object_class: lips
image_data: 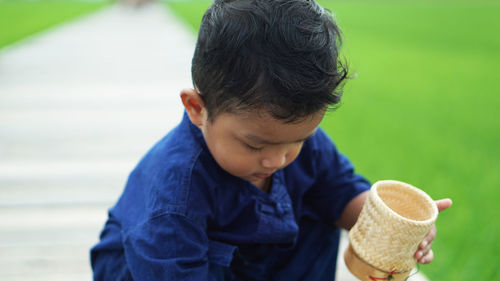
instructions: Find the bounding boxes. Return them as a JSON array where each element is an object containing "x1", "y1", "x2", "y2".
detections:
[{"x1": 254, "y1": 173, "x2": 272, "y2": 179}]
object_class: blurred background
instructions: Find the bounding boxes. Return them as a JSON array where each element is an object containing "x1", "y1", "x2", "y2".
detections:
[
  {"x1": 0, "y1": 0, "x2": 192, "y2": 279},
  {"x1": 1, "y1": 0, "x2": 499, "y2": 280}
]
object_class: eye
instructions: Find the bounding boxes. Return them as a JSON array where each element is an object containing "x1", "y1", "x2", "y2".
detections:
[{"x1": 244, "y1": 143, "x2": 263, "y2": 152}]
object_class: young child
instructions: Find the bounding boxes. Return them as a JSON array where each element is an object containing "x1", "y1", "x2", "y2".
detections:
[{"x1": 91, "y1": 0, "x2": 450, "y2": 280}]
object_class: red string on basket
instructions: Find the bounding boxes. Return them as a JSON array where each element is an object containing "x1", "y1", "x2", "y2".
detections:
[{"x1": 369, "y1": 270, "x2": 396, "y2": 281}]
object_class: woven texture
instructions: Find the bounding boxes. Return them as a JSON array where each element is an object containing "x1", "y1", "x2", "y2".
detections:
[{"x1": 348, "y1": 180, "x2": 438, "y2": 273}]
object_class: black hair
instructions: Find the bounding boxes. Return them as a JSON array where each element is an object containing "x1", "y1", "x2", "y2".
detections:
[{"x1": 191, "y1": 0, "x2": 348, "y2": 122}]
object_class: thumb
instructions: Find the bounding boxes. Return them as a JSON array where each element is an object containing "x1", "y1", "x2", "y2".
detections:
[{"x1": 436, "y1": 198, "x2": 453, "y2": 212}]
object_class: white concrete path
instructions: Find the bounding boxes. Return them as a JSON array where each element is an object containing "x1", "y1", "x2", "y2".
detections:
[
  {"x1": 0, "y1": 3, "x2": 428, "y2": 281},
  {"x1": 0, "y1": 3, "x2": 189, "y2": 280}
]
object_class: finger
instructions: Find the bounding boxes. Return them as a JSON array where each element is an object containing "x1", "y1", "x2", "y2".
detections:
[
  {"x1": 420, "y1": 226, "x2": 437, "y2": 248},
  {"x1": 436, "y1": 198, "x2": 453, "y2": 212},
  {"x1": 414, "y1": 226, "x2": 436, "y2": 258},
  {"x1": 418, "y1": 249, "x2": 434, "y2": 264},
  {"x1": 421, "y1": 241, "x2": 433, "y2": 256},
  {"x1": 415, "y1": 241, "x2": 432, "y2": 259}
]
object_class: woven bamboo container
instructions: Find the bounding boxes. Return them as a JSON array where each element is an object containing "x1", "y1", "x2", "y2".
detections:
[{"x1": 344, "y1": 180, "x2": 438, "y2": 281}]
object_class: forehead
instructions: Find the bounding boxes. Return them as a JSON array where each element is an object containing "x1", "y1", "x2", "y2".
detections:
[{"x1": 214, "y1": 110, "x2": 325, "y2": 144}]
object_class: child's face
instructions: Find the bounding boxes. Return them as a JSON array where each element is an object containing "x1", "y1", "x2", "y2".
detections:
[{"x1": 200, "y1": 110, "x2": 324, "y2": 190}]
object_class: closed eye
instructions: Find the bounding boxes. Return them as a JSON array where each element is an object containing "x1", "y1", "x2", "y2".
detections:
[{"x1": 244, "y1": 143, "x2": 263, "y2": 152}]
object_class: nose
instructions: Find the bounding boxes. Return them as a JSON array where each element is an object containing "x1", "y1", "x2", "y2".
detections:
[{"x1": 261, "y1": 149, "x2": 287, "y2": 169}]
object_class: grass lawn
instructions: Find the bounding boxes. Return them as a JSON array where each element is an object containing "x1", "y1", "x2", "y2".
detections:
[
  {"x1": 0, "y1": 0, "x2": 110, "y2": 50},
  {"x1": 166, "y1": 0, "x2": 500, "y2": 280}
]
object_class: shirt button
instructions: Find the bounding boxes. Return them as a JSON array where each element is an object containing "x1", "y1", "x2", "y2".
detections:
[{"x1": 275, "y1": 203, "x2": 286, "y2": 217}]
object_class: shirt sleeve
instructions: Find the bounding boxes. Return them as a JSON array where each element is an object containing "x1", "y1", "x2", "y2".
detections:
[
  {"x1": 122, "y1": 212, "x2": 218, "y2": 281},
  {"x1": 304, "y1": 128, "x2": 371, "y2": 225}
]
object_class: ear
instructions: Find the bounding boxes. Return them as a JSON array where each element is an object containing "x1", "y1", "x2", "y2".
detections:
[{"x1": 180, "y1": 88, "x2": 206, "y2": 127}]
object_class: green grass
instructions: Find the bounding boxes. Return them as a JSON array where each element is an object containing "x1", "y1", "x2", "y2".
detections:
[
  {"x1": 0, "y1": 0, "x2": 110, "y2": 50},
  {"x1": 166, "y1": 1, "x2": 500, "y2": 280}
]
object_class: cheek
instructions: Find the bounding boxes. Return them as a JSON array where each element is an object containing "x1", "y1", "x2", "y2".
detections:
[
  {"x1": 217, "y1": 152, "x2": 259, "y2": 177},
  {"x1": 228, "y1": 155, "x2": 256, "y2": 172},
  {"x1": 286, "y1": 145, "x2": 303, "y2": 165},
  {"x1": 210, "y1": 139, "x2": 258, "y2": 175}
]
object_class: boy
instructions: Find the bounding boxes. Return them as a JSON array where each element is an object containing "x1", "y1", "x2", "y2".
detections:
[{"x1": 91, "y1": 0, "x2": 450, "y2": 280}]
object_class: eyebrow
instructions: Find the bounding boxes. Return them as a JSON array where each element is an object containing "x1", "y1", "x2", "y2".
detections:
[{"x1": 243, "y1": 131, "x2": 316, "y2": 145}]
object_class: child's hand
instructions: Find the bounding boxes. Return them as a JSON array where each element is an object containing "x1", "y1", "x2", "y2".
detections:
[{"x1": 414, "y1": 198, "x2": 453, "y2": 264}]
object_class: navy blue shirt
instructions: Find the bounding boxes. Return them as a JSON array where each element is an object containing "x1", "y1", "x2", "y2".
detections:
[{"x1": 91, "y1": 113, "x2": 370, "y2": 281}]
